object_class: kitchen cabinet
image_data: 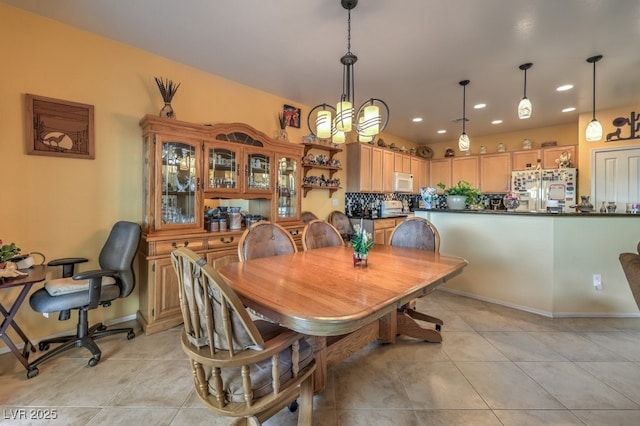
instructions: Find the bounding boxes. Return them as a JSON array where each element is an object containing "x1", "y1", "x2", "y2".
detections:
[
  {"x1": 542, "y1": 145, "x2": 577, "y2": 169},
  {"x1": 479, "y1": 153, "x2": 511, "y2": 192},
  {"x1": 301, "y1": 143, "x2": 342, "y2": 197},
  {"x1": 429, "y1": 158, "x2": 451, "y2": 188},
  {"x1": 394, "y1": 152, "x2": 411, "y2": 173},
  {"x1": 382, "y1": 150, "x2": 394, "y2": 192},
  {"x1": 452, "y1": 156, "x2": 479, "y2": 188},
  {"x1": 138, "y1": 116, "x2": 304, "y2": 334},
  {"x1": 346, "y1": 143, "x2": 373, "y2": 192},
  {"x1": 371, "y1": 146, "x2": 384, "y2": 192},
  {"x1": 352, "y1": 217, "x2": 406, "y2": 246},
  {"x1": 411, "y1": 156, "x2": 427, "y2": 192},
  {"x1": 512, "y1": 149, "x2": 541, "y2": 171}
]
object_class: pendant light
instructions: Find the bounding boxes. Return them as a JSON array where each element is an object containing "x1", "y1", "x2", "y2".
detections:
[
  {"x1": 518, "y1": 63, "x2": 533, "y2": 119},
  {"x1": 586, "y1": 55, "x2": 603, "y2": 142},
  {"x1": 458, "y1": 80, "x2": 470, "y2": 152},
  {"x1": 307, "y1": 0, "x2": 389, "y2": 144}
]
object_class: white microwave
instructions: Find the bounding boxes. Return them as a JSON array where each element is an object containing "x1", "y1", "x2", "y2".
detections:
[{"x1": 393, "y1": 172, "x2": 414, "y2": 192}]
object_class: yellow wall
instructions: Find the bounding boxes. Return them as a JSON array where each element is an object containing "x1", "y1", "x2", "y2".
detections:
[
  {"x1": 2, "y1": 4, "x2": 638, "y2": 348},
  {"x1": 0, "y1": 4, "x2": 414, "y2": 346}
]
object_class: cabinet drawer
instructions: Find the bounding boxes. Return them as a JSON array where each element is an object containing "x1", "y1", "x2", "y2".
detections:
[
  {"x1": 154, "y1": 237, "x2": 206, "y2": 255},
  {"x1": 207, "y1": 234, "x2": 240, "y2": 250},
  {"x1": 375, "y1": 219, "x2": 397, "y2": 229}
]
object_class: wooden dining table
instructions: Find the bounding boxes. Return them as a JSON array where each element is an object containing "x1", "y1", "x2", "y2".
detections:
[{"x1": 218, "y1": 244, "x2": 467, "y2": 392}]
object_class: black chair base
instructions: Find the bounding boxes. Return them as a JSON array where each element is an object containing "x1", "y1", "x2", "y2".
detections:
[{"x1": 26, "y1": 309, "x2": 135, "y2": 379}]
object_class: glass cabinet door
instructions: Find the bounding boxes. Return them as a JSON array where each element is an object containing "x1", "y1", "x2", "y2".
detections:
[
  {"x1": 245, "y1": 150, "x2": 272, "y2": 193},
  {"x1": 204, "y1": 145, "x2": 240, "y2": 193},
  {"x1": 276, "y1": 155, "x2": 300, "y2": 221},
  {"x1": 158, "y1": 138, "x2": 201, "y2": 230}
]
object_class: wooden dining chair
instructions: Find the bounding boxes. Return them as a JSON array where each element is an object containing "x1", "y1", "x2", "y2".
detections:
[
  {"x1": 388, "y1": 217, "x2": 443, "y2": 342},
  {"x1": 237, "y1": 221, "x2": 297, "y2": 262},
  {"x1": 301, "y1": 219, "x2": 344, "y2": 251},
  {"x1": 171, "y1": 247, "x2": 315, "y2": 425},
  {"x1": 620, "y1": 241, "x2": 640, "y2": 310},
  {"x1": 301, "y1": 211, "x2": 319, "y2": 224},
  {"x1": 328, "y1": 210, "x2": 355, "y2": 242}
]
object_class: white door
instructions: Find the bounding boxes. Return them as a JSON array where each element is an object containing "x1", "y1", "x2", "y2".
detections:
[{"x1": 592, "y1": 146, "x2": 640, "y2": 211}]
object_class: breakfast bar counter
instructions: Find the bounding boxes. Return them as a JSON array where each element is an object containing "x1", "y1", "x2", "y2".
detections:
[{"x1": 414, "y1": 209, "x2": 639, "y2": 317}]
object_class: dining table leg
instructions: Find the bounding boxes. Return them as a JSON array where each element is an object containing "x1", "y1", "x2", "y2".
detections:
[
  {"x1": 396, "y1": 311, "x2": 442, "y2": 343},
  {"x1": 306, "y1": 336, "x2": 327, "y2": 393}
]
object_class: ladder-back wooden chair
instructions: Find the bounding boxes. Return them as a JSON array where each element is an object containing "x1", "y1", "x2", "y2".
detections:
[
  {"x1": 388, "y1": 216, "x2": 443, "y2": 342},
  {"x1": 301, "y1": 220, "x2": 344, "y2": 251},
  {"x1": 237, "y1": 222, "x2": 297, "y2": 262},
  {"x1": 171, "y1": 247, "x2": 315, "y2": 425},
  {"x1": 328, "y1": 210, "x2": 355, "y2": 242}
]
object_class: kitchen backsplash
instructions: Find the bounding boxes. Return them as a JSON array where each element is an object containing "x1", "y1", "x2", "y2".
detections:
[{"x1": 345, "y1": 192, "x2": 508, "y2": 215}]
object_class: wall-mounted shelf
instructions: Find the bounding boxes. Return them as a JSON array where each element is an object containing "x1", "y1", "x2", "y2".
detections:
[
  {"x1": 302, "y1": 185, "x2": 342, "y2": 197},
  {"x1": 301, "y1": 143, "x2": 343, "y2": 197}
]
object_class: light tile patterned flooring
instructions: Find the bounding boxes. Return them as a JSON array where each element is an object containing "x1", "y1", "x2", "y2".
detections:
[{"x1": 2, "y1": 290, "x2": 640, "y2": 425}]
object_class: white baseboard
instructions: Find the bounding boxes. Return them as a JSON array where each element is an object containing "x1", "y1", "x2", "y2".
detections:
[
  {"x1": 0, "y1": 314, "x2": 138, "y2": 356},
  {"x1": 437, "y1": 287, "x2": 640, "y2": 319}
]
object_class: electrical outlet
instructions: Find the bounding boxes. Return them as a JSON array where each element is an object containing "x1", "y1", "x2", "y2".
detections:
[
  {"x1": 332, "y1": 198, "x2": 339, "y2": 206},
  {"x1": 593, "y1": 273, "x2": 603, "y2": 291}
]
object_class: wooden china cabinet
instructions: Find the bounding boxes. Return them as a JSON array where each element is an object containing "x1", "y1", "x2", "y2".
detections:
[{"x1": 137, "y1": 116, "x2": 303, "y2": 334}]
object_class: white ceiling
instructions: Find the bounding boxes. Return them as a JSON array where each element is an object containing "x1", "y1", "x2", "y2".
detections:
[{"x1": 4, "y1": 0, "x2": 640, "y2": 145}]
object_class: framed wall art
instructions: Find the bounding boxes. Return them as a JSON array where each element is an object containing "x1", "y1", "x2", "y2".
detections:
[
  {"x1": 25, "y1": 94, "x2": 95, "y2": 159},
  {"x1": 283, "y1": 104, "x2": 301, "y2": 128}
]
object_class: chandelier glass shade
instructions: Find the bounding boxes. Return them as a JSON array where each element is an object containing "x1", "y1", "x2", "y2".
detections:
[
  {"x1": 458, "y1": 80, "x2": 470, "y2": 152},
  {"x1": 586, "y1": 55, "x2": 603, "y2": 142},
  {"x1": 307, "y1": 0, "x2": 389, "y2": 144},
  {"x1": 518, "y1": 63, "x2": 533, "y2": 119}
]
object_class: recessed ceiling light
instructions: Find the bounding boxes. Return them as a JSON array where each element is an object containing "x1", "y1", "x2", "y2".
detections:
[
  {"x1": 474, "y1": 103, "x2": 486, "y2": 109},
  {"x1": 437, "y1": 129, "x2": 447, "y2": 134},
  {"x1": 492, "y1": 119, "x2": 503, "y2": 124},
  {"x1": 412, "y1": 117, "x2": 423, "y2": 122},
  {"x1": 562, "y1": 107, "x2": 576, "y2": 112},
  {"x1": 557, "y1": 84, "x2": 574, "y2": 91}
]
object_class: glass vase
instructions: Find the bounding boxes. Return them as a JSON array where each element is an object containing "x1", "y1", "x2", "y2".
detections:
[
  {"x1": 353, "y1": 252, "x2": 368, "y2": 268},
  {"x1": 160, "y1": 102, "x2": 176, "y2": 119}
]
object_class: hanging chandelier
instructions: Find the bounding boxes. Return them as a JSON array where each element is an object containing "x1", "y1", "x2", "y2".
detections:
[
  {"x1": 518, "y1": 62, "x2": 533, "y2": 119},
  {"x1": 585, "y1": 54, "x2": 603, "y2": 142},
  {"x1": 307, "y1": 0, "x2": 389, "y2": 144},
  {"x1": 458, "y1": 80, "x2": 470, "y2": 152}
]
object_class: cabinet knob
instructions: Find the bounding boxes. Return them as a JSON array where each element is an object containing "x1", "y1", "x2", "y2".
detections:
[
  {"x1": 171, "y1": 242, "x2": 177, "y2": 248},
  {"x1": 220, "y1": 236, "x2": 234, "y2": 244},
  {"x1": 184, "y1": 241, "x2": 189, "y2": 247}
]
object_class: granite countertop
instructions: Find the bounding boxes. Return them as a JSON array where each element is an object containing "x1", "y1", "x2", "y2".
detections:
[
  {"x1": 348, "y1": 214, "x2": 410, "y2": 220},
  {"x1": 413, "y1": 208, "x2": 639, "y2": 217}
]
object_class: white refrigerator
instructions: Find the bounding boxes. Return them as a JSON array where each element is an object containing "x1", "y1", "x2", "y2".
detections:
[{"x1": 511, "y1": 168, "x2": 577, "y2": 213}]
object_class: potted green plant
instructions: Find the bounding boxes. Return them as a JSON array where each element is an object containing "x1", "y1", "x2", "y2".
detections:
[
  {"x1": 0, "y1": 240, "x2": 21, "y2": 268},
  {"x1": 437, "y1": 181, "x2": 482, "y2": 210},
  {"x1": 351, "y1": 223, "x2": 373, "y2": 267}
]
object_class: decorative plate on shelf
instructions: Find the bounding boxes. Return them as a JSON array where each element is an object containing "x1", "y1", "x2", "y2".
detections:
[{"x1": 416, "y1": 145, "x2": 433, "y2": 159}]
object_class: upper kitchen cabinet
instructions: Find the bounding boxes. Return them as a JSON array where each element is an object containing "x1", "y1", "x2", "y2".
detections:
[
  {"x1": 140, "y1": 116, "x2": 303, "y2": 234},
  {"x1": 411, "y1": 156, "x2": 428, "y2": 192},
  {"x1": 452, "y1": 156, "x2": 479, "y2": 188},
  {"x1": 479, "y1": 153, "x2": 511, "y2": 192},
  {"x1": 512, "y1": 149, "x2": 542, "y2": 171},
  {"x1": 542, "y1": 145, "x2": 577, "y2": 169},
  {"x1": 394, "y1": 152, "x2": 411, "y2": 173},
  {"x1": 429, "y1": 158, "x2": 452, "y2": 188},
  {"x1": 346, "y1": 143, "x2": 373, "y2": 192}
]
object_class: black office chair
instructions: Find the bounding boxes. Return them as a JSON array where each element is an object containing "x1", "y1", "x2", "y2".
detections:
[{"x1": 27, "y1": 221, "x2": 141, "y2": 378}]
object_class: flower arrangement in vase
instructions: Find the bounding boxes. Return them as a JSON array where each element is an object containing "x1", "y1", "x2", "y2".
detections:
[
  {"x1": 351, "y1": 221, "x2": 373, "y2": 267},
  {"x1": 155, "y1": 76, "x2": 181, "y2": 119}
]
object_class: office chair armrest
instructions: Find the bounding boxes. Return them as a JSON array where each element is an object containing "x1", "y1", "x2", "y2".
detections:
[
  {"x1": 48, "y1": 257, "x2": 89, "y2": 278},
  {"x1": 73, "y1": 269, "x2": 118, "y2": 309}
]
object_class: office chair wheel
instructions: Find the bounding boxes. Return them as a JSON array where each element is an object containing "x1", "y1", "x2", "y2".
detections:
[
  {"x1": 87, "y1": 356, "x2": 100, "y2": 367},
  {"x1": 287, "y1": 400, "x2": 298, "y2": 412},
  {"x1": 38, "y1": 342, "x2": 50, "y2": 351},
  {"x1": 27, "y1": 367, "x2": 39, "y2": 379},
  {"x1": 127, "y1": 331, "x2": 136, "y2": 340},
  {"x1": 436, "y1": 324, "x2": 441, "y2": 332}
]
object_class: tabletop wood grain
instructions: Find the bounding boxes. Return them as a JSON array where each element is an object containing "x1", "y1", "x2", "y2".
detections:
[{"x1": 218, "y1": 245, "x2": 468, "y2": 336}]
